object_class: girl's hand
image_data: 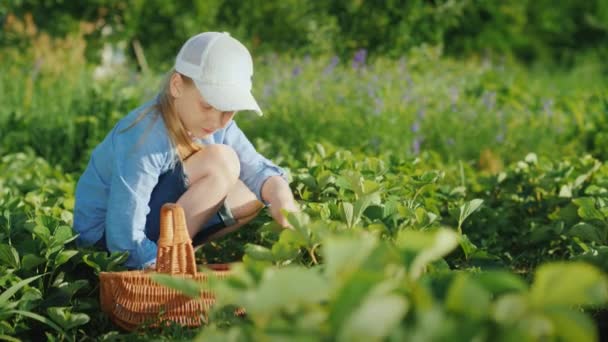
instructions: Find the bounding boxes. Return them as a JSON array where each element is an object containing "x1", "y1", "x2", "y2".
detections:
[
  {"x1": 269, "y1": 201, "x2": 299, "y2": 229},
  {"x1": 261, "y1": 175, "x2": 299, "y2": 229}
]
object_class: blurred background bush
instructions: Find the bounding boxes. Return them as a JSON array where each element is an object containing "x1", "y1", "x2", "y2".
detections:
[{"x1": 3, "y1": 0, "x2": 607, "y2": 70}]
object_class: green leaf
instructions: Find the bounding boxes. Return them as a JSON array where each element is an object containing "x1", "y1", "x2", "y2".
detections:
[
  {"x1": 285, "y1": 211, "x2": 312, "y2": 245},
  {"x1": 270, "y1": 241, "x2": 300, "y2": 262},
  {"x1": 335, "y1": 175, "x2": 354, "y2": 192},
  {"x1": 396, "y1": 229, "x2": 459, "y2": 280},
  {"x1": 493, "y1": 293, "x2": 528, "y2": 324},
  {"x1": 278, "y1": 227, "x2": 308, "y2": 247},
  {"x1": 459, "y1": 234, "x2": 478, "y2": 260},
  {"x1": 544, "y1": 308, "x2": 597, "y2": 342},
  {"x1": 571, "y1": 246, "x2": 608, "y2": 271},
  {"x1": 323, "y1": 235, "x2": 378, "y2": 280},
  {"x1": 54, "y1": 250, "x2": 79, "y2": 268},
  {"x1": 530, "y1": 262, "x2": 608, "y2": 308},
  {"x1": 573, "y1": 197, "x2": 605, "y2": 221},
  {"x1": 0, "y1": 244, "x2": 20, "y2": 269},
  {"x1": 445, "y1": 273, "x2": 491, "y2": 320},
  {"x1": 585, "y1": 185, "x2": 608, "y2": 196},
  {"x1": 353, "y1": 192, "x2": 381, "y2": 225},
  {"x1": 0, "y1": 334, "x2": 21, "y2": 342},
  {"x1": 457, "y1": 199, "x2": 484, "y2": 233},
  {"x1": 316, "y1": 170, "x2": 335, "y2": 189},
  {"x1": 21, "y1": 254, "x2": 46, "y2": 271},
  {"x1": 9, "y1": 309, "x2": 64, "y2": 335},
  {"x1": 248, "y1": 267, "x2": 328, "y2": 316},
  {"x1": 361, "y1": 180, "x2": 381, "y2": 195},
  {"x1": 567, "y1": 223, "x2": 606, "y2": 244},
  {"x1": 329, "y1": 272, "x2": 383, "y2": 332},
  {"x1": 32, "y1": 225, "x2": 51, "y2": 245},
  {"x1": 47, "y1": 307, "x2": 90, "y2": 330},
  {"x1": 337, "y1": 294, "x2": 408, "y2": 342},
  {"x1": 244, "y1": 244, "x2": 274, "y2": 262},
  {"x1": 341, "y1": 202, "x2": 354, "y2": 227},
  {"x1": 559, "y1": 184, "x2": 573, "y2": 198},
  {"x1": 82, "y1": 251, "x2": 128, "y2": 273},
  {"x1": 150, "y1": 274, "x2": 202, "y2": 299},
  {"x1": 0, "y1": 274, "x2": 44, "y2": 307},
  {"x1": 50, "y1": 225, "x2": 77, "y2": 246},
  {"x1": 474, "y1": 271, "x2": 528, "y2": 295},
  {"x1": 315, "y1": 143, "x2": 326, "y2": 158}
]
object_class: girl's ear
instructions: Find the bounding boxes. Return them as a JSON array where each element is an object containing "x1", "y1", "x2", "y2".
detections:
[{"x1": 169, "y1": 73, "x2": 183, "y2": 98}]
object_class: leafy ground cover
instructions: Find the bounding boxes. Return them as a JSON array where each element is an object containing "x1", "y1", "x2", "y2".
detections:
[{"x1": 0, "y1": 39, "x2": 607, "y2": 340}]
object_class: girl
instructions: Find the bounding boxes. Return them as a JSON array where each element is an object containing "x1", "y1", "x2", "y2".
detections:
[{"x1": 73, "y1": 32, "x2": 298, "y2": 269}]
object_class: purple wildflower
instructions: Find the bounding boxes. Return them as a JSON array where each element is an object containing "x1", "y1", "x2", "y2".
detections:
[
  {"x1": 352, "y1": 49, "x2": 367, "y2": 69},
  {"x1": 263, "y1": 84, "x2": 273, "y2": 99},
  {"x1": 367, "y1": 85, "x2": 376, "y2": 98},
  {"x1": 373, "y1": 97, "x2": 383, "y2": 116},
  {"x1": 412, "y1": 137, "x2": 421, "y2": 155},
  {"x1": 496, "y1": 132, "x2": 505, "y2": 143},
  {"x1": 405, "y1": 74, "x2": 414, "y2": 87},
  {"x1": 323, "y1": 56, "x2": 340, "y2": 75},
  {"x1": 411, "y1": 121, "x2": 421, "y2": 133},
  {"x1": 417, "y1": 108, "x2": 426, "y2": 119},
  {"x1": 292, "y1": 66, "x2": 302, "y2": 77}
]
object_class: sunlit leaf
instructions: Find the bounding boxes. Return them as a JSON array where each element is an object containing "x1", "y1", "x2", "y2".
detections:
[
  {"x1": 150, "y1": 274, "x2": 202, "y2": 299},
  {"x1": 47, "y1": 307, "x2": 90, "y2": 330},
  {"x1": 530, "y1": 262, "x2": 608, "y2": 308}
]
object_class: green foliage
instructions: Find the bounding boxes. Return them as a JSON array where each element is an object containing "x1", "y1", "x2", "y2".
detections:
[
  {"x1": 3, "y1": 1, "x2": 608, "y2": 65},
  {"x1": 1, "y1": 30, "x2": 607, "y2": 339}
]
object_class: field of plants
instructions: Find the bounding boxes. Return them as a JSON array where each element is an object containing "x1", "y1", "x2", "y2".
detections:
[{"x1": 2, "y1": 7, "x2": 608, "y2": 341}]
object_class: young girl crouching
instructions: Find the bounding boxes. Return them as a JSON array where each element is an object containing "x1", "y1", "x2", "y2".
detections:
[{"x1": 73, "y1": 32, "x2": 298, "y2": 269}]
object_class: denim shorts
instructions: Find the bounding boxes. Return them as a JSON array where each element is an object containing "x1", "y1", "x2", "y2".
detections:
[{"x1": 96, "y1": 162, "x2": 236, "y2": 250}]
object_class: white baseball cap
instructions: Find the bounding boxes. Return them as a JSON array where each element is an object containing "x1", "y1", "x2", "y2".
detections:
[{"x1": 175, "y1": 32, "x2": 263, "y2": 116}]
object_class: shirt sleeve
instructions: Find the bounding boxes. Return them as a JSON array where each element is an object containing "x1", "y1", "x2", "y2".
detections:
[
  {"x1": 105, "y1": 125, "x2": 171, "y2": 269},
  {"x1": 222, "y1": 120, "x2": 288, "y2": 204}
]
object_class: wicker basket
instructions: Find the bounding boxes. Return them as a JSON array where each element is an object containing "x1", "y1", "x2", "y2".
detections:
[{"x1": 99, "y1": 203, "x2": 239, "y2": 331}]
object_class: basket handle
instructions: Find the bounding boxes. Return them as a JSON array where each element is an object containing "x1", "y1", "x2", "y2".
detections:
[{"x1": 155, "y1": 203, "x2": 197, "y2": 275}]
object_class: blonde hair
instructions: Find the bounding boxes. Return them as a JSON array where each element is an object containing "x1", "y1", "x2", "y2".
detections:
[{"x1": 124, "y1": 68, "x2": 203, "y2": 162}]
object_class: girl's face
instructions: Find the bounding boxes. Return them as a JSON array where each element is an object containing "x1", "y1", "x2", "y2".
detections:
[{"x1": 170, "y1": 73, "x2": 236, "y2": 139}]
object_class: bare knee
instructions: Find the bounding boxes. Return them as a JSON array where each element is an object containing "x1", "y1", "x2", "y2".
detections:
[{"x1": 184, "y1": 144, "x2": 240, "y2": 187}]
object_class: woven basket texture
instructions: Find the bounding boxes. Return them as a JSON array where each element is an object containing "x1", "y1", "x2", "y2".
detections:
[{"x1": 99, "y1": 203, "x2": 239, "y2": 331}]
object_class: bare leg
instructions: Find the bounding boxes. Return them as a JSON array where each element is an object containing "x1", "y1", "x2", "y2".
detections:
[
  {"x1": 197, "y1": 180, "x2": 264, "y2": 243},
  {"x1": 176, "y1": 144, "x2": 263, "y2": 240},
  {"x1": 177, "y1": 144, "x2": 240, "y2": 237}
]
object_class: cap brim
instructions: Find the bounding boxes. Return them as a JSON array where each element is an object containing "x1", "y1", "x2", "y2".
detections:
[{"x1": 194, "y1": 80, "x2": 263, "y2": 116}]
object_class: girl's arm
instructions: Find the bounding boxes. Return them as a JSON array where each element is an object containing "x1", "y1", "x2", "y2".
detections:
[
  {"x1": 261, "y1": 175, "x2": 299, "y2": 228},
  {"x1": 221, "y1": 120, "x2": 298, "y2": 226}
]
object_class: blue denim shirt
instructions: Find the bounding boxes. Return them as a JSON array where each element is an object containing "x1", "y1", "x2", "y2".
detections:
[{"x1": 73, "y1": 99, "x2": 287, "y2": 268}]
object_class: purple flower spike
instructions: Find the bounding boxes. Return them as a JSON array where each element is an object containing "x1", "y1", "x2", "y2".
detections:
[
  {"x1": 496, "y1": 132, "x2": 505, "y2": 143},
  {"x1": 374, "y1": 98, "x2": 383, "y2": 116},
  {"x1": 412, "y1": 137, "x2": 421, "y2": 155},
  {"x1": 352, "y1": 49, "x2": 367, "y2": 69},
  {"x1": 411, "y1": 121, "x2": 421, "y2": 133},
  {"x1": 417, "y1": 108, "x2": 426, "y2": 119},
  {"x1": 292, "y1": 66, "x2": 302, "y2": 77},
  {"x1": 323, "y1": 56, "x2": 340, "y2": 75}
]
